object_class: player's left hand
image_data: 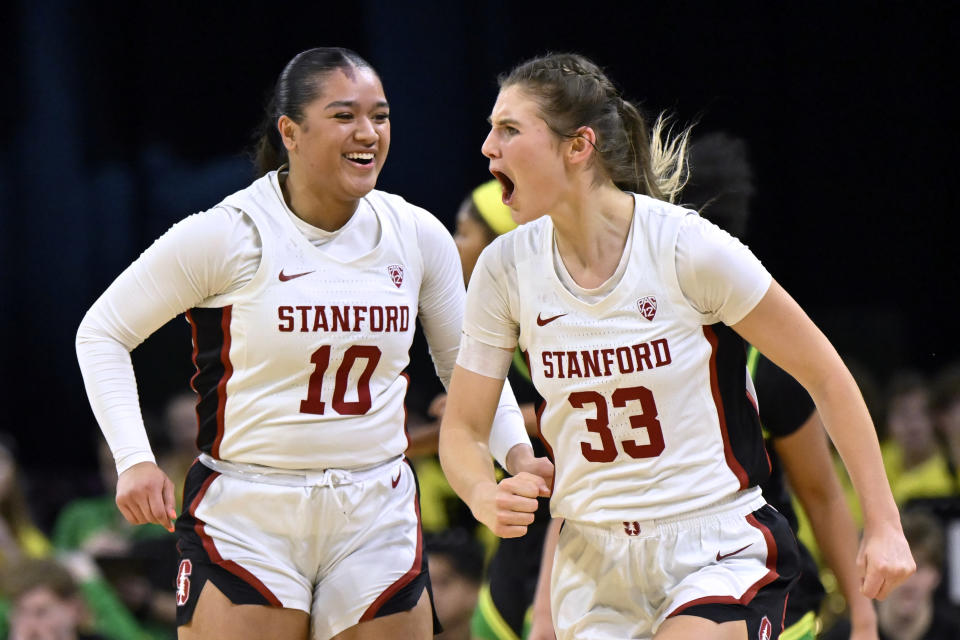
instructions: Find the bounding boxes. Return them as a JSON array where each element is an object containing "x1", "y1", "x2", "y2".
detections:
[
  {"x1": 857, "y1": 521, "x2": 916, "y2": 600},
  {"x1": 505, "y1": 443, "x2": 554, "y2": 490}
]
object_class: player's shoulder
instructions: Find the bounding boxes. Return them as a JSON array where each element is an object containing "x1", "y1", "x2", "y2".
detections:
[
  {"x1": 633, "y1": 192, "x2": 697, "y2": 223},
  {"x1": 365, "y1": 189, "x2": 435, "y2": 223},
  {"x1": 366, "y1": 189, "x2": 453, "y2": 253},
  {"x1": 498, "y1": 215, "x2": 550, "y2": 251},
  {"x1": 476, "y1": 216, "x2": 548, "y2": 277}
]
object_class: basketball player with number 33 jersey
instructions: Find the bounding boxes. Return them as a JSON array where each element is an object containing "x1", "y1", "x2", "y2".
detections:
[{"x1": 439, "y1": 53, "x2": 915, "y2": 640}]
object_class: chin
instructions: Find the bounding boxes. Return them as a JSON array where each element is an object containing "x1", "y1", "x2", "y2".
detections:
[
  {"x1": 512, "y1": 206, "x2": 546, "y2": 225},
  {"x1": 344, "y1": 177, "x2": 378, "y2": 199}
]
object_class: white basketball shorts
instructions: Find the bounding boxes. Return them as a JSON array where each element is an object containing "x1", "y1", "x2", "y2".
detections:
[
  {"x1": 551, "y1": 488, "x2": 800, "y2": 640},
  {"x1": 174, "y1": 454, "x2": 434, "y2": 639}
]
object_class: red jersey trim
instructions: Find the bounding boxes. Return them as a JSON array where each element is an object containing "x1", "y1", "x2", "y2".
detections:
[{"x1": 212, "y1": 305, "x2": 233, "y2": 459}]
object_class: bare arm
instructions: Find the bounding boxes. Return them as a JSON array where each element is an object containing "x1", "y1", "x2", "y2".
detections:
[
  {"x1": 774, "y1": 413, "x2": 878, "y2": 637},
  {"x1": 438, "y1": 365, "x2": 550, "y2": 537},
  {"x1": 732, "y1": 281, "x2": 914, "y2": 599}
]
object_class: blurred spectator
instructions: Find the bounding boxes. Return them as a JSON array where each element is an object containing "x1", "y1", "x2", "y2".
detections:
[
  {"x1": 881, "y1": 372, "x2": 958, "y2": 505},
  {"x1": 0, "y1": 438, "x2": 155, "y2": 640},
  {"x1": 52, "y1": 440, "x2": 170, "y2": 554},
  {"x1": 153, "y1": 391, "x2": 199, "y2": 506},
  {"x1": 823, "y1": 508, "x2": 960, "y2": 639},
  {"x1": 52, "y1": 440, "x2": 176, "y2": 638},
  {"x1": 1, "y1": 438, "x2": 52, "y2": 565},
  {"x1": 425, "y1": 529, "x2": 485, "y2": 640},
  {"x1": 679, "y1": 131, "x2": 755, "y2": 239},
  {"x1": 930, "y1": 363, "x2": 960, "y2": 482},
  {"x1": 0, "y1": 557, "x2": 104, "y2": 640}
]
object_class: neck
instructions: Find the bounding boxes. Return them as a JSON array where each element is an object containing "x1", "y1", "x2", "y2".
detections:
[
  {"x1": 550, "y1": 181, "x2": 635, "y2": 288},
  {"x1": 281, "y1": 168, "x2": 359, "y2": 232}
]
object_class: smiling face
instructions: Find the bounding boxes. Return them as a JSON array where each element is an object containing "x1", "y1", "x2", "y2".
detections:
[
  {"x1": 481, "y1": 85, "x2": 568, "y2": 223},
  {"x1": 282, "y1": 65, "x2": 390, "y2": 204}
]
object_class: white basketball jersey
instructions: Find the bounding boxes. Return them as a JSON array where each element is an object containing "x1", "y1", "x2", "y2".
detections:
[
  {"x1": 513, "y1": 196, "x2": 769, "y2": 522},
  {"x1": 186, "y1": 174, "x2": 422, "y2": 470}
]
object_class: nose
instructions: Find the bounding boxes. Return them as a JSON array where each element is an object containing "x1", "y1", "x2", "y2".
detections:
[
  {"x1": 481, "y1": 129, "x2": 498, "y2": 159},
  {"x1": 355, "y1": 116, "x2": 378, "y2": 144}
]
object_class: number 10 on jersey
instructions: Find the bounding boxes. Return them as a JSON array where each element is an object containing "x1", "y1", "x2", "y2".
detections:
[{"x1": 299, "y1": 345, "x2": 382, "y2": 416}]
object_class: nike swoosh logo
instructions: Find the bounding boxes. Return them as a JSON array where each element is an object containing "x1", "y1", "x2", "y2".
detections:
[
  {"x1": 536, "y1": 312, "x2": 567, "y2": 326},
  {"x1": 391, "y1": 469, "x2": 402, "y2": 488},
  {"x1": 716, "y1": 543, "x2": 752, "y2": 561},
  {"x1": 278, "y1": 269, "x2": 315, "y2": 282}
]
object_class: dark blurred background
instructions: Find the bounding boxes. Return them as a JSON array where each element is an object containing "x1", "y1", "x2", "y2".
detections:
[{"x1": 1, "y1": 1, "x2": 956, "y2": 526}]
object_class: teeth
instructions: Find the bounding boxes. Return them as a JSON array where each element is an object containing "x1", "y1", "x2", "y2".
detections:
[{"x1": 345, "y1": 153, "x2": 375, "y2": 160}]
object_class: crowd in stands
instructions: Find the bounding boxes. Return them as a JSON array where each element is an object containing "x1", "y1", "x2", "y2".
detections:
[{"x1": 3, "y1": 354, "x2": 957, "y2": 640}]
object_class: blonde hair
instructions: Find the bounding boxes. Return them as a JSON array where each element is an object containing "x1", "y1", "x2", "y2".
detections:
[
  {"x1": 500, "y1": 53, "x2": 691, "y2": 203},
  {"x1": 647, "y1": 114, "x2": 691, "y2": 202}
]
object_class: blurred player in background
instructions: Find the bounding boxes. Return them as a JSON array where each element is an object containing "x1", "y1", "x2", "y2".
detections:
[{"x1": 454, "y1": 181, "x2": 551, "y2": 640}]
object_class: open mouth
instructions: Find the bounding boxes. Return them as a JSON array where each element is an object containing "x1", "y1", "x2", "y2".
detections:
[
  {"x1": 491, "y1": 170, "x2": 515, "y2": 204},
  {"x1": 345, "y1": 152, "x2": 375, "y2": 166}
]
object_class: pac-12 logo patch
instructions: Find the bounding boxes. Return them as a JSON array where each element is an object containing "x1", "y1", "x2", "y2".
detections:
[
  {"x1": 637, "y1": 296, "x2": 657, "y2": 321},
  {"x1": 387, "y1": 264, "x2": 404, "y2": 288},
  {"x1": 176, "y1": 559, "x2": 193, "y2": 607},
  {"x1": 758, "y1": 616, "x2": 772, "y2": 640}
]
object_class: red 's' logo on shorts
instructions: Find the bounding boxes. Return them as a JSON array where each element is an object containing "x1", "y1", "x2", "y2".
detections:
[
  {"x1": 176, "y1": 559, "x2": 193, "y2": 607},
  {"x1": 758, "y1": 616, "x2": 772, "y2": 640},
  {"x1": 387, "y1": 264, "x2": 404, "y2": 288},
  {"x1": 623, "y1": 521, "x2": 641, "y2": 536},
  {"x1": 637, "y1": 296, "x2": 657, "y2": 321}
]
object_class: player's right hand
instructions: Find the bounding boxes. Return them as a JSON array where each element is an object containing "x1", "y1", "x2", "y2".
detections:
[
  {"x1": 471, "y1": 472, "x2": 546, "y2": 538},
  {"x1": 116, "y1": 461, "x2": 177, "y2": 532}
]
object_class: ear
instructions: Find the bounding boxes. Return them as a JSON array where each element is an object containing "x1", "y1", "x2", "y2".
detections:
[
  {"x1": 566, "y1": 126, "x2": 597, "y2": 166},
  {"x1": 278, "y1": 115, "x2": 298, "y2": 152}
]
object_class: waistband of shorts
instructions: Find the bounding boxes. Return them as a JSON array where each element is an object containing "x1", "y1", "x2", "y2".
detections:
[
  {"x1": 571, "y1": 487, "x2": 767, "y2": 538},
  {"x1": 197, "y1": 453, "x2": 403, "y2": 487}
]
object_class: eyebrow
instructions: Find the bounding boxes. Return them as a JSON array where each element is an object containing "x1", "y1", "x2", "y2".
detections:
[
  {"x1": 324, "y1": 100, "x2": 390, "y2": 109},
  {"x1": 487, "y1": 116, "x2": 521, "y2": 127}
]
